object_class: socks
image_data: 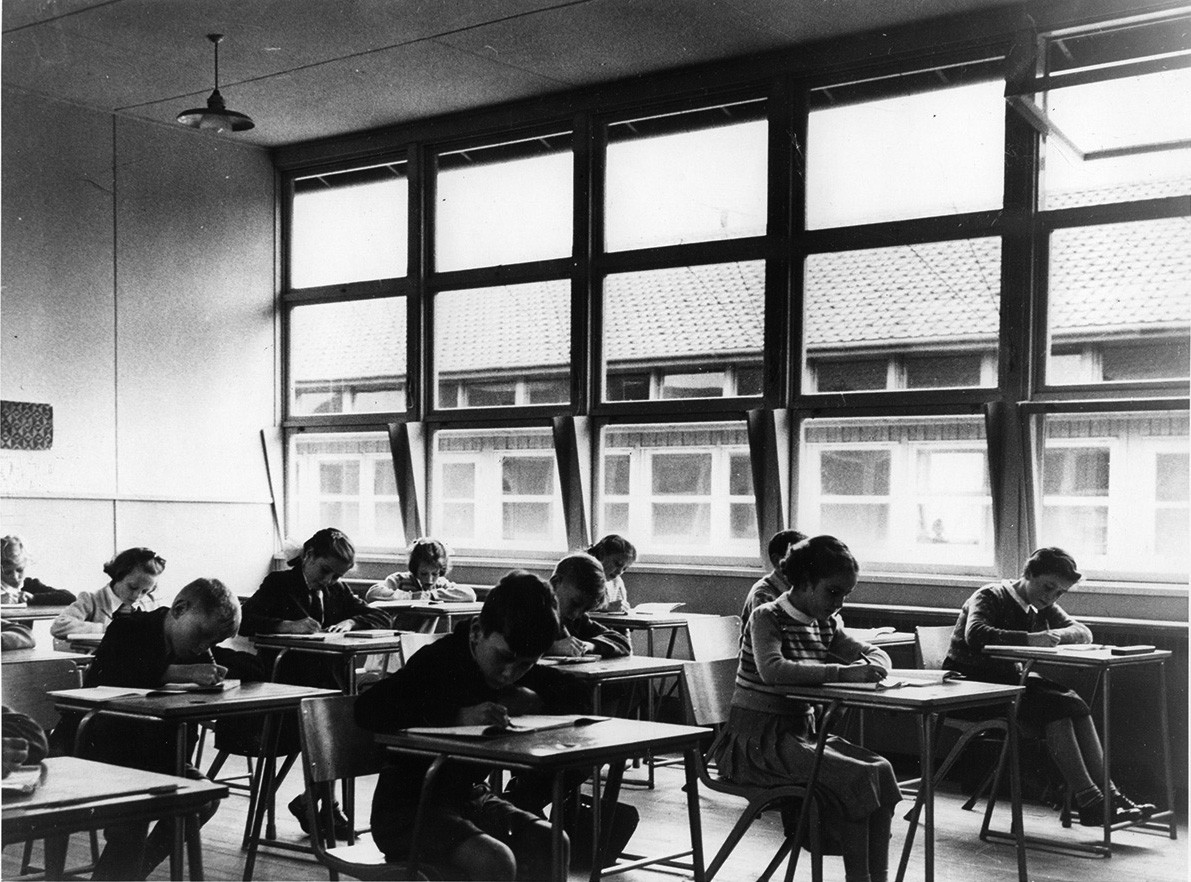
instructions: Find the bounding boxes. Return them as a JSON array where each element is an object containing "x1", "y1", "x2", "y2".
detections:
[{"x1": 1075, "y1": 784, "x2": 1103, "y2": 807}]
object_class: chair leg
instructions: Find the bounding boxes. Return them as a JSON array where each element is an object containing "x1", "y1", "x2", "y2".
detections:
[
  {"x1": 206, "y1": 748, "x2": 229, "y2": 781},
  {"x1": 757, "y1": 839, "x2": 792, "y2": 882},
  {"x1": 961, "y1": 764, "x2": 998, "y2": 812},
  {"x1": 20, "y1": 839, "x2": 34, "y2": 874}
]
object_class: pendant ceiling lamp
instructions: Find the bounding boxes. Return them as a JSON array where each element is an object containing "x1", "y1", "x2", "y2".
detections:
[{"x1": 177, "y1": 33, "x2": 255, "y2": 133}]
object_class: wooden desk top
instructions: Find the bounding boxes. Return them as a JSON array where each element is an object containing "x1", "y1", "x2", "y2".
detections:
[
  {"x1": 779, "y1": 678, "x2": 1024, "y2": 713},
  {"x1": 983, "y1": 645, "x2": 1172, "y2": 667},
  {"x1": 1, "y1": 648, "x2": 91, "y2": 666},
  {"x1": 376, "y1": 717, "x2": 709, "y2": 770},
  {"x1": 543, "y1": 655, "x2": 685, "y2": 681},
  {"x1": 369, "y1": 600, "x2": 483, "y2": 616},
  {"x1": 589, "y1": 612, "x2": 689, "y2": 629},
  {"x1": 1, "y1": 605, "x2": 66, "y2": 622},
  {"x1": 2, "y1": 756, "x2": 226, "y2": 841},
  {"x1": 49, "y1": 680, "x2": 338, "y2": 721},
  {"x1": 253, "y1": 631, "x2": 406, "y2": 654}
]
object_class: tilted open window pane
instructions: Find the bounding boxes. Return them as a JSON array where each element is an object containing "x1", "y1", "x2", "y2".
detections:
[
  {"x1": 598, "y1": 421, "x2": 754, "y2": 558},
  {"x1": 1040, "y1": 410, "x2": 1189, "y2": 578},
  {"x1": 605, "y1": 101, "x2": 767, "y2": 252},
  {"x1": 434, "y1": 280, "x2": 570, "y2": 409},
  {"x1": 289, "y1": 432, "x2": 403, "y2": 553},
  {"x1": 435, "y1": 134, "x2": 573, "y2": 272},
  {"x1": 806, "y1": 79, "x2": 1003, "y2": 229},
  {"x1": 289, "y1": 298, "x2": 406, "y2": 416},
  {"x1": 804, "y1": 240, "x2": 1001, "y2": 392},
  {"x1": 291, "y1": 164, "x2": 407, "y2": 288},
  {"x1": 603, "y1": 262, "x2": 764, "y2": 402},
  {"x1": 431, "y1": 428, "x2": 565, "y2": 553},
  {"x1": 1047, "y1": 218, "x2": 1190, "y2": 385},
  {"x1": 797, "y1": 416, "x2": 994, "y2": 570}
]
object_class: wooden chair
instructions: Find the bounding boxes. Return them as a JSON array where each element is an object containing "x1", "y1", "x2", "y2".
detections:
[
  {"x1": 680, "y1": 658, "x2": 826, "y2": 882},
  {"x1": 684, "y1": 615, "x2": 743, "y2": 661},
  {"x1": 297, "y1": 694, "x2": 441, "y2": 880}
]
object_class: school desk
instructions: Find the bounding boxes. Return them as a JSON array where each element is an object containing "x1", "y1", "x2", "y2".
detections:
[
  {"x1": 368, "y1": 599, "x2": 483, "y2": 632},
  {"x1": 588, "y1": 611, "x2": 690, "y2": 657},
  {"x1": 252, "y1": 630, "x2": 406, "y2": 694},
  {"x1": 63, "y1": 632, "x2": 103, "y2": 652},
  {"x1": 780, "y1": 679, "x2": 1028, "y2": 882},
  {"x1": 545, "y1": 655, "x2": 686, "y2": 714},
  {"x1": 981, "y1": 645, "x2": 1176, "y2": 854},
  {"x1": 375, "y1": 716, "x2": 711, "y2": 882},
  {"x1": 1, "y1": 604, "x2": 67, "y2": 623},
  {"x1": 2, "y1": 755, "x2": 227, "y2": 881},
  {"x1": 48, "y1": 680, "x2": 338, "y2": 881}
]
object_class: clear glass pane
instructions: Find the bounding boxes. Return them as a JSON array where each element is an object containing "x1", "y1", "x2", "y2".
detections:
[
  {"x1": 804, "y1": 239, "x2": 1000, "y2": 392},
  {"x1": 1047, "y1": 218, "x2": 1191, "y2": 385},
  {"x1": 289, "y1": 431, "x2": 403, "y2": 553},
  {"x1": 432, "y1": 428, "x2": 564, "y2": 552},
  {"x1": 604, "y1": 262, "x2": 764, "y2": 402},
  {"x1": 599, "y1": 421, "x2": 754, "y2": 558},
  {"x1": 1041, "y1": 68, "x2": 1191, "y2": 210},
  {"x1": 806, "y1": 80, "x2": 1004, "y2": 228},
  {"x1": 1040, "y1": 410, "x2": 1189, "y2": 578},
  {"x1": 605, "y1": 102, "x2": 767, "y2": 251},
  {"x1": 799, "y1": 416, "x2": 994, "y2": 569},
  {"x1": 289, "y1": 299, "x2": 406, "y2": 416},
  {"x1": 291, "y1": 163, "x2": 407, "y2": 287},
  {"x1": 435, "y1": 281, "x2": 570, "y2": 409},
  {"x1": 436, "y1": 135, "x2": 572, "y2": 271}
]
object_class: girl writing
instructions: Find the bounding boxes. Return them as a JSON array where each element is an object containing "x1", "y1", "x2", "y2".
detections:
[
  {"x1": 50, "y1": 547, "x2": 164, "y2": 641},
  {"x1": 586, "y1": 534, "x2": 637, "y2": 613},
  {"x1": 365, "y1": 537, "x2": 477, "y2": 602},
  {"x1": 712, "y1": 535, "x2": 899, "y2": 882}
]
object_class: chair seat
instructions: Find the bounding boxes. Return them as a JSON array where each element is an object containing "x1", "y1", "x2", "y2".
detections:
[{"x1": 325, "y1": 839, "x2": 431, "y2": 880}]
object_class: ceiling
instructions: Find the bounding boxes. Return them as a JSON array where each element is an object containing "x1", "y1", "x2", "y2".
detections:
[{"x1": 2, "y1": 0, "x2": 1024, "y2": 149}]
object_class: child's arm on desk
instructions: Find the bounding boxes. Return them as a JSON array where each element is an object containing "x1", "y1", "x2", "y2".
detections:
[{"x1": 752, "y1": 608, "x2": 884, "y2": 685}]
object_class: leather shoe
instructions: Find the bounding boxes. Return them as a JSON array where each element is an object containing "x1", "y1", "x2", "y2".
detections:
[
  {"x1": 288, "y1": 795, "x2": 352, "y2": 840},
  {"x1": 1077, "y1": 796, "x2": 1140, "y2": 826},
  {"x1": 288, "y1": 795, "x2": 312, "y2": 835},
  {"x1": 1114, "y1": 792, "x2": 1157, "y2": 819}
]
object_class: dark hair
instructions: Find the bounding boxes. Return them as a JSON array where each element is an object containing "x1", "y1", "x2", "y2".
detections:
[
  {"x1": 767, "y1": 529, "x2": 808, "y2": 568},
  {"x1": 174, "y1": 577, "x2": 241, "y2": 636},
  {"x1": 103, "y1": 547, "x2": 166, "y2": 584},
  {"x1": 552, "y1": 553, "x2": 606, "y2": 600},
  {"x1": 1023, "y1": 547, "x2": 1081, "y2": 583},
  {"x1": 479, "y1": 570, "x2": 560, "y2": 657},
  {"x1": 779, "y1": 535, "x2": 858, "y2": 592},
  {"x1": 292, "y1": 528, "x2": 355, "y2": 568},
  {"x1": 408, "y1": 537, "x2": 449, "y2": 574},
  {"x1": 585, "y1": 534, "x2": 637, "y2": 562}
]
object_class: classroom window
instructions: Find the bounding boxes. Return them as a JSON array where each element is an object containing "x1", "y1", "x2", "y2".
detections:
[
  {"x1": 798, "y1": 416, "x2": 995, "y2": 570},
  {"x1": 435, "y1": 134, "x2": 572, "y2": 272},
  {"x1": 290, "y1": 163, "x2": 408, "y2": 288},
  {"x1": 598, "y1": 421, "x2": 755, "y2": 558},
  {"x1": 803, "y1": 240, "x2": 1001, "y2": 392},
  {"x1": 805, "y1": 78, "x2": 1004, "y2": 229},
  {"x1": 604, "y1": 101, "x2": 767, "y2": 252},
  {"x1": 288, "y1": 298, "x2": 406, "y2": 416},
  {"x1": 603, "y1": 262, "x2": 764, "y2": 402},
  {"x1": 431, "y1": 428, "x2": 565, "y2": 552},
  {"x1": 1046, "y1": 217, "x2": 1191, "y2": 385},
  {"x1": 1040, "y1": 410, "x2": 1190, "y2": 578},
  {"x1": 434, "y1": 280, "x2": 570, "y2": 409},
  {"x1": 289, "y1": 432, "x2": 403, "y2": 552}
]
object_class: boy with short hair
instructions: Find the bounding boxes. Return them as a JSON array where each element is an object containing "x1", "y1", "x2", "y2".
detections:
[
  {"x1": 355, "y1": 571, "x2": 580, "y2": 881},
  {"x1": 52, "y1": 577, "x2": 240, "y2": 880},
  {"x1": 548, "y1": 552, "x2": 631, "y2": 658},
  {"x1": 740, "y1": 529, "x2": 808, "y2": 624}
]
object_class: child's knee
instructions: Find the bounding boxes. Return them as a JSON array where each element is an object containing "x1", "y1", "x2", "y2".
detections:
[
  {"x1": 452, "y1": 833, "x2": 516, "y2": 881},
  {"x1": 511, "y1": 819, "x2": 562, "y2": 882}
]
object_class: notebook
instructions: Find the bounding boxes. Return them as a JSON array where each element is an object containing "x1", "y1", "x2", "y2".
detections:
[
  {"x1": 149, "y1": 679, "x2": 241, "y2": 695},
  {"x1": 833, "y1": 669, "x2": 963, "y2": 690},
  {"x1": 539, "y1": 654, "x2": 601, "y2": 665},
  {"x1": 344, "y1": 629, "x2": 399, "y2": 638},
  {"x1": 401, "y1": 714, "x2": 609, "y2": 739}
]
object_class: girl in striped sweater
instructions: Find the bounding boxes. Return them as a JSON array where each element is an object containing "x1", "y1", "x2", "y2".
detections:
[{"x1": 712, "y1": 535, "x2": 899, "y2": 882}]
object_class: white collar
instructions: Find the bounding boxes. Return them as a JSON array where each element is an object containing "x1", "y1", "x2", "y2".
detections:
[
  {"x1": 776, "y1": 592, "x2": 814, "y2": 624},
  {"x1": 1006, "y1": 579, "x2": 1034, "y2": 614}
]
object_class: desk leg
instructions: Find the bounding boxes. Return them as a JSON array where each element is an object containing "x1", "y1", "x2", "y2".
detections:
[
  {"x1": 186, "y1": 812, "x2": 205, "y2": 880},
  {"x1": 1157, "y1": 663, "x2": 1177, "y2": 839},
  {"x1": 44, "y1": 834, "x2": 68, "y2": 880},
  {"x1": 590, "y1": 759, "x2": 603, "y2": 880},
  {"x1": 1100, "y1": 668, "x2": 1113, "y2": 848},
  {"x1": 171, "y1": 721, "x2": 188, "y2": 880},
  {"x1": 1007, "y1": 707, "x2": 1026, "y2": 882},
  {"x1": 551, "y1": 771, "x2": 568, "y2": 882},
  {"x1": 243, "y1": 713, "x2": 280, "y2": 882},
  {"x1": 683, "y1": 747, "x2": 706, "y2": 882},
  {"x1": 921, "y1": 713, "x2": 935, "y2": 882}
]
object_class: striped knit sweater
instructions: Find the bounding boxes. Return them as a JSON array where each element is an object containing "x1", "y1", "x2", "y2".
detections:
[{"x1": 732, "y1": 593, "x2": 891, "y2": 719}]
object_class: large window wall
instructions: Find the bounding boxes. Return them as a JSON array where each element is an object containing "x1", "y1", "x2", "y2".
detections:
[{"x1": 279, "y1": 5, "x2": 1189, "y2": 585}]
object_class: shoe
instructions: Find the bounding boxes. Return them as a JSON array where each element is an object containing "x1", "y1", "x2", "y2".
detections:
[
  {"x1": 1114, "y1": 792, "x2": 1157, "y2": 819},
  {"x1": 288, "y1": 795, "x2": 312, "y2": 835},
  {"x1": 329, "y1": 801, "x2": 352, "y2": 841},
  {"x1": 1077, "y1": 796, "x2": 1140, "y2": 827}
]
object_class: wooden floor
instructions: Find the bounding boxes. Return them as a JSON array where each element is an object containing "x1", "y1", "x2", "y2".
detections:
[{"x1": 5, "y1": 757, "x2": 1185, "y2": 882}]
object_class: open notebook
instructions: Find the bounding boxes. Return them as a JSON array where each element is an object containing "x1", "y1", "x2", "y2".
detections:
[
  {"x1": 833, "y1": 669, "x2": 963, "y2": 691},
  {"x1": 401, "y1": 714, "x2": 609, "y2": 739}
]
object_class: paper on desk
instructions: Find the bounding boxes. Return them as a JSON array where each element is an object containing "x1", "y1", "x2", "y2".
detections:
[
  {"x1": 150, "y1": 679, "x2": 242, "y2": 695},
  {"x1": 401, "y1": 714, "x2": 610, "y2": 738},
  {"x1": 538, "y1": 655, "x2": 601, "y2": 665},
  {"x1": 1, "y1": 764, "x2": 45, "y2": 797},
  {"x1": 631, "y1": 602, "x2": 684, "y2": 615},
  {"x1": 833, "y1": 669, "x2": 962, "y2": 690}
]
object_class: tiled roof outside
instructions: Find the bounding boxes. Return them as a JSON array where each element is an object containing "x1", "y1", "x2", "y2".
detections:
[{"x1": 292, "y1": 181, "x2": 1190, "y2": 383}]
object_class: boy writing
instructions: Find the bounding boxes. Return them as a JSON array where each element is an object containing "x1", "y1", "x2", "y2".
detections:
[
  {"x1": 51, "y1": 577, "x2": 240, "y2": 880},
  {"x1": 355, "y1": 571, "x2": 581, "y2": 881}
]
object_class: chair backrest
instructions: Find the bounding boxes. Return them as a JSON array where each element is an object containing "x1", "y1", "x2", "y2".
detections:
[
  {"x1": 680, "y1": 657, "x2": 738, "y2": 729},
  {"x1": 916, "y1": 625, "x2": 956, "y2": 670},
  {"x1": 400, "y1": 631, "x2": 447, "y2": 664},
  {"x1": 297, "y1": 693, "x2": 380, "y2": 786},
  {"x1": 1, "y1": 657, "x2": 82, "y2": 730},
  {"x1": 684, "y1": 615, "x2": 743, "y2": 661}
]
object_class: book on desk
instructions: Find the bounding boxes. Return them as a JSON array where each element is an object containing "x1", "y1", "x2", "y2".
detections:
[
  {"x1": 833, "y1": 669, "x2": 963, "y2": 690},
  {"x1": 401, "y1": 714, "x2": 609, "y2": 739}
]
